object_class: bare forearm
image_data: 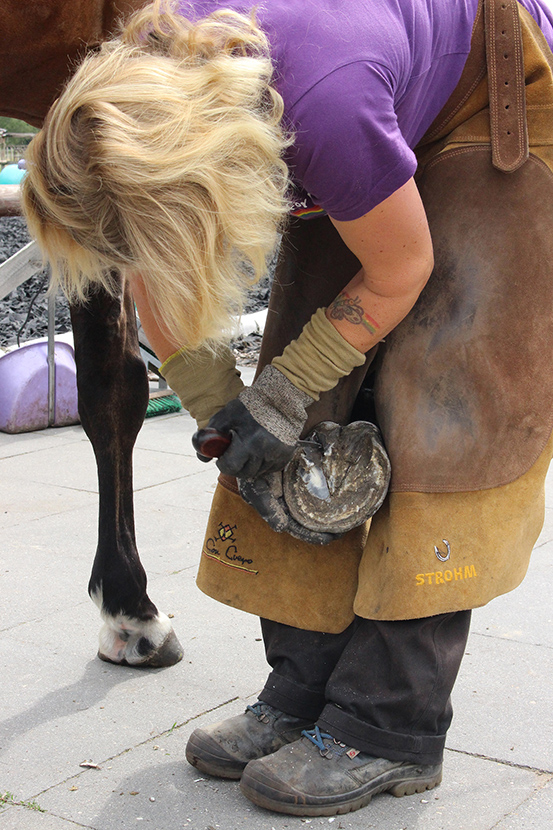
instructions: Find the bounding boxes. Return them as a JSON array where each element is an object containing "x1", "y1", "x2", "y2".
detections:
[
  {"x1": 327, "y1": 178, "x2": 434, "y2": 353},
  {"x1": 326, "y1": 265, "x2": 430, "y2": 353}
]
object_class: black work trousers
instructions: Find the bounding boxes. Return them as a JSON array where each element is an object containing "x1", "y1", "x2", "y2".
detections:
[{"x1": 258, "y1": 611, "x2": 471, "y2": 766}]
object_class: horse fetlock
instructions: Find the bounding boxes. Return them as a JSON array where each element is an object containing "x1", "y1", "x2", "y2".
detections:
[{"x1": 97, "y1": 612, "x2": 183, "y2": 667}]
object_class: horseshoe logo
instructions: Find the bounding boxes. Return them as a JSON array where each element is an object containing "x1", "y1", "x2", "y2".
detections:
[{"x1": 434, "y1": 540, "x2": 451, "y2": 562}]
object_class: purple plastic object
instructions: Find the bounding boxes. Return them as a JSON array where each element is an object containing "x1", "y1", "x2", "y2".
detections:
[{"x1": 0, "y1": 341, "x2": 79, "y2": 433}]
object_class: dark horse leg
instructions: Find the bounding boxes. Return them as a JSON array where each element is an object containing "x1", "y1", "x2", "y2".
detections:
[{"x1": 70, "y1": 274, "x2": 183, "y2": 667}]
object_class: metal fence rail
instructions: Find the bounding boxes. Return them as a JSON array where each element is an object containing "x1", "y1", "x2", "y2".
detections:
[{"x1": 0, "y1": 240, "x2": 42, "y2": 300}]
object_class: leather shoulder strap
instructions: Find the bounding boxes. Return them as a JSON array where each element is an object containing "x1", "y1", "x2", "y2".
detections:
[{"x1": 485, "y1": 0, "x2": 529, "y2": 171}]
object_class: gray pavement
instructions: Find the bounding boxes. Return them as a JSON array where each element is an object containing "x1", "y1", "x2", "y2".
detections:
[{"x1": 1, "y1": 363, "x2": 552, "y2": 829}]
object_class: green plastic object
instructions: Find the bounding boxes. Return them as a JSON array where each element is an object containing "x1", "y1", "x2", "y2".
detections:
[{"x1": 145, "y1": 393, "x2": 182, "y2": 418}]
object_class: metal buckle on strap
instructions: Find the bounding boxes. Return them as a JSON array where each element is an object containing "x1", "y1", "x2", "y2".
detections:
[{"x1": 484, "y1": 0, "x2": 529, "y2": 172}]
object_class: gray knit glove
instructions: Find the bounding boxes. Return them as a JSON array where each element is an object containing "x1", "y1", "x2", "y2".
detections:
[{"x1": 205, "y1": 364, "x2": 313, "y2": 479}]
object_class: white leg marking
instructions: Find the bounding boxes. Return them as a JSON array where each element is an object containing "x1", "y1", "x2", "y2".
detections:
[{"x1": 91, "y1": 584, "x2": 173, "y2": 665}]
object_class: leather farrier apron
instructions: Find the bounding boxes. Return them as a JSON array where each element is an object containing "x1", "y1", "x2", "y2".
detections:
[{"x1": 196, "y1": 0, "x2": 553, "y2": 629}]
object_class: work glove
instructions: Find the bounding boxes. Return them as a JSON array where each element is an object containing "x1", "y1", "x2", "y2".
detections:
[
  {"x1": 197, "y1": 307, "x2": 366, "y2": 479},
  {"x1": 208, "y1": 365, "x2": 313, "y2": 478},
  {"x1": 160, "y1": 344, "x2": 244, "y2": 429}
]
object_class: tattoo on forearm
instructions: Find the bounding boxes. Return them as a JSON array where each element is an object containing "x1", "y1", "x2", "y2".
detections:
[{"x1": 328, "y1": 292, "x2": 380, "y2": 335}]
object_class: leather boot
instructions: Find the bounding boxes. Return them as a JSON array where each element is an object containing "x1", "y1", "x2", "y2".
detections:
[
  {"x1": 240, "y1": 726, "x2": 443, "y2": 816},
  {"x1": 185, "y1": 701, "x2": 315, "y2": 779}
]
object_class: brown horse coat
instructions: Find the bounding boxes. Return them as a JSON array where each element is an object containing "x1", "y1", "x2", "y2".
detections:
[{"x1": 0, "y1": 1, "x2": 148, "y2": 126}]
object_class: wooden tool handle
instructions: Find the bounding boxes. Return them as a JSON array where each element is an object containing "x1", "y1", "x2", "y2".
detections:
[{"x1": 192, "y1": 427, "x2": 232, "y2": 459}]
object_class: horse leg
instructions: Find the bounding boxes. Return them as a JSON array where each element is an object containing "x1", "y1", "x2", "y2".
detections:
[{"x1": 70, "y1": 275, "x2": 183, "y2": 667}]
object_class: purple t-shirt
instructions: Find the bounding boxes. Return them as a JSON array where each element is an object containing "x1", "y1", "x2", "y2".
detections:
[{"x1": 179, "y1": 0, "x2": 553, "y2": 220}]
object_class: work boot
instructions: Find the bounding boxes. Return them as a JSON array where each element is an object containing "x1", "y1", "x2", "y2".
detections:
[
  {"x1": 240, "y1": 726, "x2": 443, "y2": 816},
  {"x1": 185, "y1": 701, "x2": 315, "y2": 779}
]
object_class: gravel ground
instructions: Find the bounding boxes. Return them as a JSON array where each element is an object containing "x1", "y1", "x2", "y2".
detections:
[
  {"x1": 0, "y1": 216, "x2": 271, "y2": 361},
  {"x1": 0, "y1": 217, "x2": 72, "y2": 349}
]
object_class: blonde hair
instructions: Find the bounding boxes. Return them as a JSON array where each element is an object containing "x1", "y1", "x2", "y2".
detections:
[{"x1": 22, "y1": 0, "x2": 291, "y2": 347}]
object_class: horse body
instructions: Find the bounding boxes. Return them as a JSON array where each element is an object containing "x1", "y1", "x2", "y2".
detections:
[
  {"x1": 0, "y1": 0, "x2": 147, "y2": 126},
  {"x1": 1, "y1": 0, "x2": 183, "y2": 667},
  {"x1": 1, "y1": 1, "x2": 362, "y2": 668}
]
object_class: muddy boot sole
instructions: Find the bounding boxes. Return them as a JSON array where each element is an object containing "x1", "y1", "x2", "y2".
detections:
[{"x1": 240, "y1": 761, "x2": 443, "y2": 816}]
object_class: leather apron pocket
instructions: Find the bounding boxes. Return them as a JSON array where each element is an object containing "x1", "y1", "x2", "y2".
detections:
[
  {"x1": 197, "y1": 475, "x2": 367, "y2": 633},
  {"x1": 355, "y1": 429, "x2": 553, "y2": 620}
]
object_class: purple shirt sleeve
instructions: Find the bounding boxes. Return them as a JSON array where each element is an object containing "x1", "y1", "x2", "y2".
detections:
[{"x1": 287, "y1": 62, "x2": 418, "y2": 221}]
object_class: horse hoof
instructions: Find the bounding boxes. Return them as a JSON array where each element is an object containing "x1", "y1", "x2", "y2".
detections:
[
  {"x1": 97, "y1": 615, "x2": 184, "y2": 668},
  {"x1": 136, "y1": 629, "x2": 184, "y2": 668},
  {"x1": 283, "y1": 420, "x2": 391, "y2": 533}
]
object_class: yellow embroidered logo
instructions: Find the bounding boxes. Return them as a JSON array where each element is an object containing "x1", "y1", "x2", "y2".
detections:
[
  {"x1": 415, "y1": 539, "x2": 477, "y2": 586},
  {"x1": 203, "y1": 522, "x2": 258, "y2": 574},
  {"x1": 415, "y1": 565, "x2": 477, "y2": 586}
]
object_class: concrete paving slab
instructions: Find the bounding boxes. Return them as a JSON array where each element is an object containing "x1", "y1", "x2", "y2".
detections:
[
  {"x1": 0, "y1": 805, "x2": 84, "y2": 829},
  {"x1": 470, "y1": 545, "x2": 553, "y2": 648},
  {"x1": 135, "y1": 411, "x2": 197, "y2": 457},
  {"x1": 0, "y1": 473, "x2": 96, "y2": 530},
  {"x1": 448, "y1": 633, "x2": 553, "y2": 771},
  {"x1": 0, "y1": 510, "x2": 97, "y2": 629},
  {"x1": 128, "y1": 500, "x2": 214, "y2": 577},
  {"x1": 133, "y1": 447, "x2": 213, "y2": 494},
  {"x1": 0, "y1": 424, "x2": 85, "y2": 461},
  {"x1": 132, "y1": 474, "x2": 218, "y2": 577},
  {"x1": 0, "y1": 567, "x2": 268, "y2": 800},
  {"x1": 0, "y1": 435, "x2": 216, "y2": 496},
  {"x1": 31, "y1": 722, "x2": 544, "y2": 830},
  {"x1": 0, "y1": 466, "x2": 217, "y2": 627},
  {"x1": 0, "y1": 435, "x2": 98, "y2": 492},
  {"x1": 0, "y1": 482, "x2": 213, "y2": 632},
  {"x1": 134, "y1": 463, "x2": 218, "y2": 512},
  {"x1": 492, "y1": 775, "x2": 553, "y2": 829}
]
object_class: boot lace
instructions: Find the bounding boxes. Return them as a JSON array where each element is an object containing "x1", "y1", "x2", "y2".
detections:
[
  {"x1": 246, "y1": 701, "x2": 277, "y2": 725},
  {"x1": 302, "y1": 725, "x2": 350, "y2": 758}
]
